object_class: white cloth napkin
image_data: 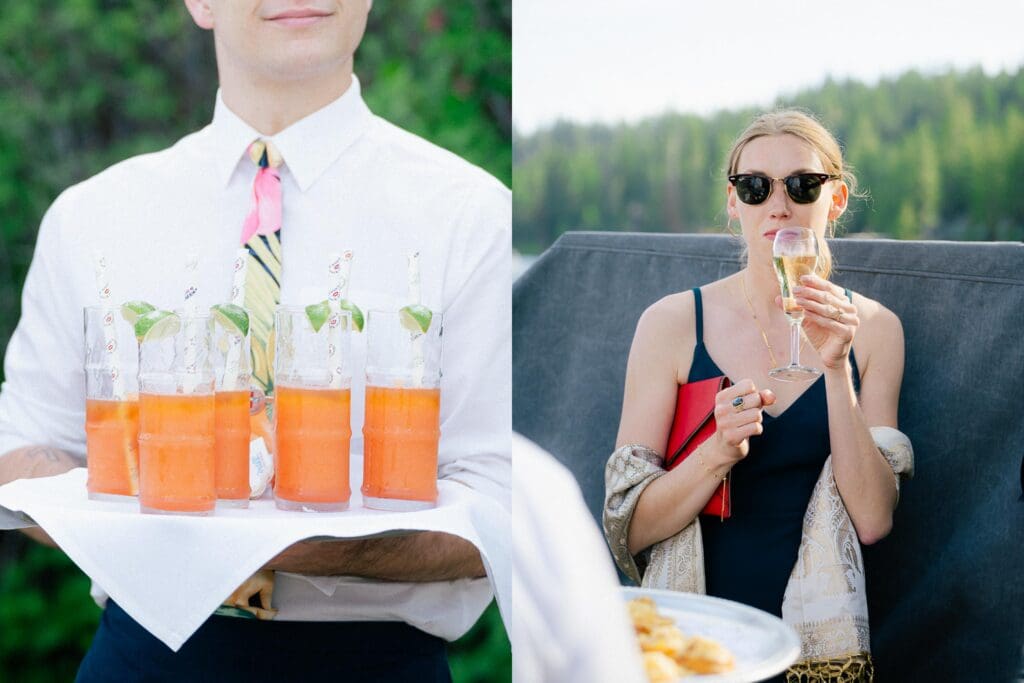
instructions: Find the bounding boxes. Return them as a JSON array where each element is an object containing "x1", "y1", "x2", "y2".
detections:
[{"x1": 0, "y1": 456, "x2": 509, "y2": 652}]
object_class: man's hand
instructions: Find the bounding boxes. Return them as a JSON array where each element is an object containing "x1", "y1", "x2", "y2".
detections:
[
  {"x1": 0, "y1": 445, "x2": 81, "y2": 547},
  {"x1": 222, "y1": 569, "x2": 278, "y2": 620},
  {"x1": 265, "y1": 531, "x2": 486, "y2": 582}
]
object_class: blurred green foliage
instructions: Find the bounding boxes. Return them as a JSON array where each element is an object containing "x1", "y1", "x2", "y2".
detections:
[
  {"x1": 514, "y1": 67, "x2": 1024, "y2": 253},
  {"x1": 449, "y1": 602, "x2": 512, "y2": 682},
  {"x1": 0, "y1": 1, "x2": 510, "y2": 681},
  {"x1": 0, "y1": 543, "x2": 100, "y2": 683}
]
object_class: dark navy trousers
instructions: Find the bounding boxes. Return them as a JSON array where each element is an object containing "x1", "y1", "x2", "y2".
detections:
[{"x1": 75, "y1": 601, "x2": 452, "y2": 682}]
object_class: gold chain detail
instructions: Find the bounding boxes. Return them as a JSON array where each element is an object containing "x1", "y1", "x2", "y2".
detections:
[
  {"x1": 786, "y1": 653, "x2": 875, "y2": 682},
  {"x1": 696, "y1": 450, "x2": 730, "y2": 522},
  {"x1": 696, "y1": 452, "x2": 727, "y2": 481}
]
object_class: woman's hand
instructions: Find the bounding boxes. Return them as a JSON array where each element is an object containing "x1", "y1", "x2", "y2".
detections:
[
  {"x1": 789, "y1": 274, "x2": 860, "y2": 369},
  {"x1": 712, "y1": 380, "x2": 776, "y2": 463}
]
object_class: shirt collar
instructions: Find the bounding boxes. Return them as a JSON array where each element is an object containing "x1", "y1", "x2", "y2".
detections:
[{"x1": 209, "y1": 74, "x2": 374, "y2": 191}]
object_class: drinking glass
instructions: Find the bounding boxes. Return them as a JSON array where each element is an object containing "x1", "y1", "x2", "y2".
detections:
[
  {"x1": 273, "y1": 306, "x2": 353, "y2": 512},
  {"x1": 362, "y1": 309, "x2": 442, "y2": 511},
  {"x1": 211, "y1": 312, "x2": 252, "y2": 507},
  {"x1": 138, "y1": 312, "x2": 216, "y2": 515},
  {"x1": 770, "y1": 227, "x2": 821, "y2": 382},
  {"x1": 84, "y1": 306, "x2": 140, "y2": 500}
]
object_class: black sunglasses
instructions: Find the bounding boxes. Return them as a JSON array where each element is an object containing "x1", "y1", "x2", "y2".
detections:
[{"x1": 728, "y1": 173, "x2": 840, "y2": 205}]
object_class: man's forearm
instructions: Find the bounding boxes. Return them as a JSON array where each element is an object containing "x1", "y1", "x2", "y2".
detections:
[
  {"x1": 264, "y1": 531, "x2": 487, "y2": 581},
  {"x1": 0, "y1": 445, "x2": 81, "y2": 547},
  {"x1": 0, "y1": 445, "x2": 80, "y2": 484}
]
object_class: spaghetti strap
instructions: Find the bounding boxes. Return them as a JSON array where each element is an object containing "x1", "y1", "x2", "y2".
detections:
[
  {"x1": 692, "y1": 288, "x2": 703, "y2": 344},
  {"x1": 844, "y1": 288, "x2": 862, "y2": 395},
  {"x1": 687, "y1": 287, "x2": 724, "y2": 383}
]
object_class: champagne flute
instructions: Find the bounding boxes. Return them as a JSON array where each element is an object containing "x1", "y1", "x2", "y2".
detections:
[{"x1": 769, "y1": 227, "x2": 821, "y2": 382}]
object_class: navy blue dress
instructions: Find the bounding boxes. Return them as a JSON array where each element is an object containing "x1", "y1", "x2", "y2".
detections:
[{"x1": 688, "y1": 288, "x2": 860, "y2": 619}]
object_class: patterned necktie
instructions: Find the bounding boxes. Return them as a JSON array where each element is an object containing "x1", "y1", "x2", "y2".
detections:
[{"x1": 241, "y1": 139, "x2": 283, "y2": 396}]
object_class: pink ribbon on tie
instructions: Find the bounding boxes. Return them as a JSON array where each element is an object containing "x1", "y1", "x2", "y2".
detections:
[{"x1": 239, "y1": 149, "x2": 282, "y2": 246}]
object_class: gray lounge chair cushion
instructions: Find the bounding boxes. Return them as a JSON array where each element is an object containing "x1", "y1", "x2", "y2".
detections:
[{"x1": 513, "y1": 231, "x2": 1024, "y2": 681}]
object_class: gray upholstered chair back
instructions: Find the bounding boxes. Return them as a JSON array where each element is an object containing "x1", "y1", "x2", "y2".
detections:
[{"x1": 513, "y1": 231, "x2": 1024, "y2": 682}]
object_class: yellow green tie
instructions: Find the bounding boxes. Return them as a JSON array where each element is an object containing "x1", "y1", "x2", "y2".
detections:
[{"x1": 240, "y1": 139, "x2": 283, "y2": 396}]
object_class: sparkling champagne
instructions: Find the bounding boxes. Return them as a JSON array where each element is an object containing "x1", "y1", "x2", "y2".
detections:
[{"x1": 773, "y1": 254, "x2": 817, "y2": 321}]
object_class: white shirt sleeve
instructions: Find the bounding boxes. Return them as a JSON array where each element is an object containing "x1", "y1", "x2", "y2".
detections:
[
  {"x1": 435, "y1": 180, "x2": 512, "y2": 511},
  {"x1": 511, "y1": 434, "x2": 646, "y2": 683},
  {"x1": 0, "y1": 194, "x2": 89, "y2": 461}
]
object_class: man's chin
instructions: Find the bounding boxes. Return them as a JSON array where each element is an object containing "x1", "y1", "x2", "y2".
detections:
[{"x1": 258, "y1": 50, "x2": 354, "y2": 84}]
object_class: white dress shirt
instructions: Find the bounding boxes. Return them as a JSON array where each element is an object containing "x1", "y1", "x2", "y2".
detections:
[
  {"x1": 0, "y1": 76, "x2": 511, "y2": 640},
  {"x1": 511, "y1": 434, "x2": 645, "y2": 683}
]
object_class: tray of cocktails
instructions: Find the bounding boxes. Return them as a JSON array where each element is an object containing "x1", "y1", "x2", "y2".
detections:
[
  {"x1": 3, "y1": 255, "x2": 512, "y2": 651},
  {"x1": 0, "y1": 455, "x2": 471, "y2": 526},
  {"x1": 0, "y1": 456, "x2": 508, "y2": 652}
]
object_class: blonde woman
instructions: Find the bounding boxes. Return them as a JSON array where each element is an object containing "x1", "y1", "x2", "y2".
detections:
[{"x1": 604, "y1": 110, "x2": 914, "y2": 682}]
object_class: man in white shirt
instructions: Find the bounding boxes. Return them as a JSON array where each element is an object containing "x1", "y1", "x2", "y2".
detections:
[
  {"x1": 0, "y1": 1, "x2": 510, "y2": 681},
  {"x1": 511, "y1": 434, "x2": 645, "y2": 683}
]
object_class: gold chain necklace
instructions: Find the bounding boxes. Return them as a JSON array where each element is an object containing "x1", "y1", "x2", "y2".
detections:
[{"x1": 739, "y1": 273, "x2": 800, "y2": 369}]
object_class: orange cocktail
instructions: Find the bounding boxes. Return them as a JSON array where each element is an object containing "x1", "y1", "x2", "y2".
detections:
[
  {"x1": 84, "y1": 305, "x2": 140, "y2": 499},
  {"x1": 362, "y1": 385, "x2": 440, "y2": 509},
  {"x1": 86, "y1": 398, "x2": 140, "y2": 498},
  {"x1": 274, "y1": 385, "x2": 351, "y2": 511},
  {"x1": 215, "y1": 390, "x2": 251, "y2": 505},
  {"x1": 138, "y1": 392, "x2": 216, "y2": 514}
]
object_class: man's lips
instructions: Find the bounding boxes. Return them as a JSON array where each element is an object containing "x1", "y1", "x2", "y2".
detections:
[{"x1": 266, "y1": 9, "x2": 332, "y2": 26}]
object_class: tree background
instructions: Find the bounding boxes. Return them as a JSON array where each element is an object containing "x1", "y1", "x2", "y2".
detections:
[
  {"x1": 514, "y1": 67, "x2": 1024, "y2": 254},
  {"x1": 0, "y1": 2, "x2": 511, "y2": 681}
]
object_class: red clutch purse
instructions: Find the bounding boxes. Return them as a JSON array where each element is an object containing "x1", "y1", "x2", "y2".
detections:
[{"x1": 665, "y1": 375, "x2": 732, "y2": 520}]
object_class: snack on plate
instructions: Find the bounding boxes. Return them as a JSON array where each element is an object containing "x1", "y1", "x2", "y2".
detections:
[
  {"x1": 628, "y1": 597, "x2": 735, "y2": 680},
  {"x1": 638, "y1": 624, "x2": 688, "y2": 658},
  {"x1": 643, "y1": 652, "x2": 693, "y2": 683},
  {"x1": 630, "y1": 596, "x2": 675, "y2": 631},
  {"x1": 679, "y1": 635, "x2": 735, "y2": 675}
]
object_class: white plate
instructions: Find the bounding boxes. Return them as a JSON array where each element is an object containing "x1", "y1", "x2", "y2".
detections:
[{"x1": 624, "y1": 586, "x2": 800, "y2": 682}]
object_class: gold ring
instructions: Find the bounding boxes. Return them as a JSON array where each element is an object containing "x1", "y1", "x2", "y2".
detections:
[
  {"x1": 731, "y1": 396, "x2": 744, "y2": 412},
  {"x1": 830, "y1": 305, "x2": 843, "y2": 321}
]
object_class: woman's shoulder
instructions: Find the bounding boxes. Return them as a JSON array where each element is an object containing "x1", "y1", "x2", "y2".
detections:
[
  {"x1": 638, "y1": 290, "x2": 695, "y2": 327},
  {"x1": 847, "y1": 289, "x2": 905, "y2": 369},
  {"x1": 848, "y1": 290, "x2": 903, "y2": 338},
  {"x1": 633, "y1": 290, "x2": 697, "y2": 350}
]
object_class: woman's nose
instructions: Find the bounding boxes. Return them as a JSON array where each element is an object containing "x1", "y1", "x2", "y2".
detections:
[{"x1": 766, "y1": 178, "x2": 792, "y2": 218}]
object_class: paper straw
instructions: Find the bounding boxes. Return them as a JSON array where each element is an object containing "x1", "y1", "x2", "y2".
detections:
[
  {"x1": 230, "y1": 248, "x2": 248, "y2": 306},
  {"x1": 328, "y1": 250, "x2": 353, "y2": 304},
  {"x1": 407, "y1": 251, "x2": 425, "y2": 387},
  {"x1": 340, "y1": 249, "x2": 353, "y2": 298},
  {"x1": 407, "y1": 251, "x2": 421, "y2": 305},
  {"x1": 92, "y1": 251, "x2": 125, "y2": 400},
  {"x1": 326, "y1": 252, "x2": 347, "y2": 389},
  {"x1": 182, "y1": 253, "x2": 200, "y2": 393},
  {"x1": 223, "y1": 249, "x2": 248, "y2": 391}
]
